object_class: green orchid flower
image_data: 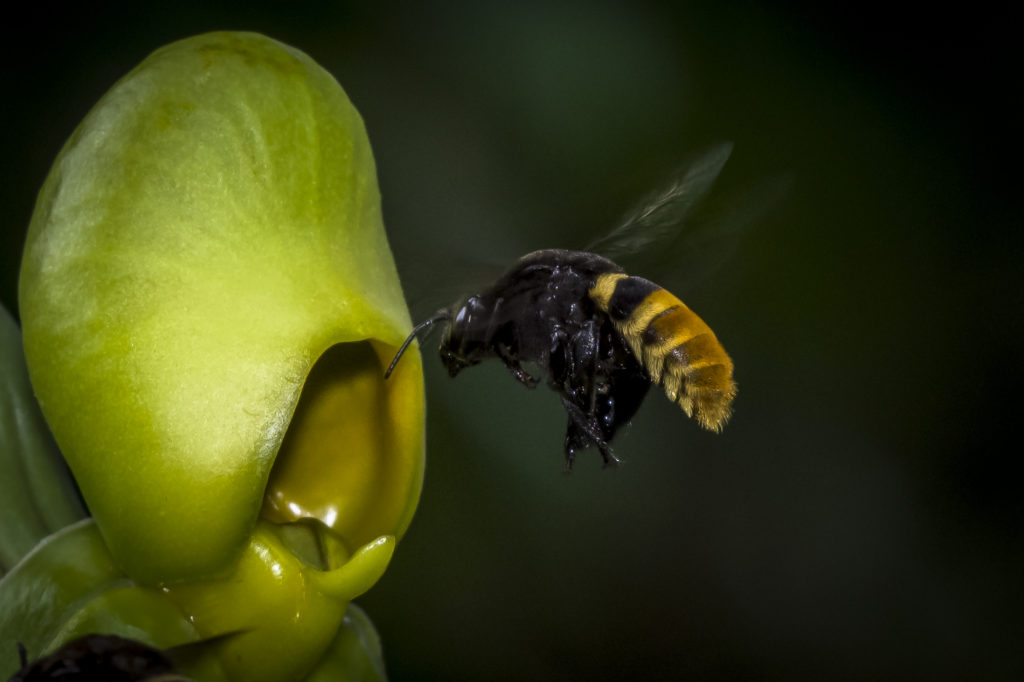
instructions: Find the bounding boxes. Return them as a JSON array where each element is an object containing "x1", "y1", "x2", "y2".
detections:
[{"x1": 1, "y1": 31, "x2": 423, "y2": 681}]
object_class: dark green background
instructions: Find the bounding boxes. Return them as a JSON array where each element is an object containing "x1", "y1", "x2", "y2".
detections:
[{"x1": 3, "y1": 2, "x2": 1019, "y2": 680}]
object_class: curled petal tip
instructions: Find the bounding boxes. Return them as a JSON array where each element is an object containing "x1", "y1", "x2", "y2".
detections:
[{"x1": 312, "y1": 535, "x2": 395, "y2": 602}]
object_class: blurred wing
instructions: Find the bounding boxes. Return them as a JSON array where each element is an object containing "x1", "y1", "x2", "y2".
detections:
[
  {"x1": 648, "y1": 172, "x2": 793, "y2": 292},
  {"x1": 586, "y1": 141, "x2": 733, "y2": 261},
  {"x1": 396, "y1": 249, "x2": 507, "y2": 323},
  {"x1": 393, "y1": 141, "x2": 788, "y2": 323}
]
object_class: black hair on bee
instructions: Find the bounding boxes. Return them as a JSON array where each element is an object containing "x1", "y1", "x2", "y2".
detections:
[
  {"x1": 385, "y1": 144, "x2": 738, "y2": 469},
  {"x1": 386, "y1": 249, "x2": 735, "y2": 469},
  {"x1": 10, "y1": 635, "x2": 185, "y2": 681},
  {"x1": 10, "y1": 631, "x2": 247, "y2": 681}
]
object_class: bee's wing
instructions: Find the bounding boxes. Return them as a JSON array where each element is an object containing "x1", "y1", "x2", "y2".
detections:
[
  {"x1": 646, "y1": 171, "x2": 793, "y2": 291},
  {"x1": 397, "y1": 250, "x2": 507, "y2": 322},
  {"x1": 586, "y1": 141, "x2": 734, "y2": 261}
]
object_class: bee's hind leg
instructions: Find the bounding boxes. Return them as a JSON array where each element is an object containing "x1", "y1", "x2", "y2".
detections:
[
  {"x1": 597, "y1": 442, "x2": 621, "y2": 468},
  {"x1": 560, "y1": 396, "x2": 618, "y2": 470}
]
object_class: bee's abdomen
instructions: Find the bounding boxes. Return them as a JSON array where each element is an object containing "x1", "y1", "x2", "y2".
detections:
[{"x1": 589, "y1": 272, "x2": 736, "y2": 431}]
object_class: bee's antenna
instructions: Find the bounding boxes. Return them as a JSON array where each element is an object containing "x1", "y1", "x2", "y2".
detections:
[{"x1": 384, "y1": 310, "x2": 451, "y2": 379}]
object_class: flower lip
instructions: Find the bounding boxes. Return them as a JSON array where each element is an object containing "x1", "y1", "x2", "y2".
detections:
[
  {"x1": 259, "y1": 518, "x2": 396, "y2": 601},
  {"x1": 309, "y1": 534, "x2": 396, "y2": 602},
  {"x1": 260, "y1": 339, "x2": 424, "y2": 560},
  {"x1": 159, "y1": 518, "x2": 397, "y2": 682}
]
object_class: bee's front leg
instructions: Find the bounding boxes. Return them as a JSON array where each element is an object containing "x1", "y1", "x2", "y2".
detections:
[{"x1": 495, "y1": 342, "x2": 539, "y2": 387}]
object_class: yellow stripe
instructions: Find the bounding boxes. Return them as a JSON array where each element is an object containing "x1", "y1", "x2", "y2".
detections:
[
  {"x1": 669, "y1": 333, "x2": 729, "y2": 372},
  {"x1": 619, "y1": 289, "x2": 681, "y2": 340},
  {"x1": 642, "y1": 305, "x2": 713, "y2": 356},
  {"x1": 588, "y1": 272, "x2": 628, "y2": 310},
  {"x1": 591, "y1": 274, "x2": 736, "y2": 432}
]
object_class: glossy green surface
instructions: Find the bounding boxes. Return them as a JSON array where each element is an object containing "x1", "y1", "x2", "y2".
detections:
[
  {"x1": 12, "y1": 31, "x2": 423, "y2": 681},
  {"x1": 19, "y1": 30, "x2": 423, "y2": 586}
]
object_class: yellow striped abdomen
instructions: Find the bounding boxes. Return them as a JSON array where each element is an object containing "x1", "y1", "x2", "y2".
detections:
[{"x1": 589, "y1": 272, "x2": 736, "y2": 431}]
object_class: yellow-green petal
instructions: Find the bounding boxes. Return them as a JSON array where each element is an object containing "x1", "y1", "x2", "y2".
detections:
[
  {"x1": 18, "y1": 32, "x2": 424, "y2": 586},
  {"x1": 161, "y1": 521, "x2": 393, "y2": 682}
]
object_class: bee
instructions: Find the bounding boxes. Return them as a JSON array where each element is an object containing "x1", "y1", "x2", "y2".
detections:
[
  {"x1": 10, "y1": 635, "x2": 185, "y2": 681},
  {"x1": 10, "y1": 632, "x2": 241, "y2": 681},
  {"x1": 385, "y1": 144, "x2": 738, "y2": 469}
]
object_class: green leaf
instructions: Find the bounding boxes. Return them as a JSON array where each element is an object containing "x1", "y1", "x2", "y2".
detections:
[
  {"x1": 304, "y1": 603, "x2": 388, "y2": 682},
  {"x1": 0, "y1": 305, "x2": 85, "y2": 573},
  {"x1": 0, "y1": 519, "x2": 228, "y2": 681}
]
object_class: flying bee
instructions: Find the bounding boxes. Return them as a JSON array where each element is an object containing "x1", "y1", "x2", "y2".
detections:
[{"x1": 385, "y1": 143, "x2": 739, "y2": 469}]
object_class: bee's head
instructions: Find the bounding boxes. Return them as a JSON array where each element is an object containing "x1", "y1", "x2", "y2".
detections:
[
  {"x1": 439, "y1": 296, "x2": 485, "y2": 377},
  {"x1": 384, "y1": 296, "x2": 490, "y2": 380}
]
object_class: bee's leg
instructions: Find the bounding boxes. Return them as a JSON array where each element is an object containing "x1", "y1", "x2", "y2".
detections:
[
  {"x1": 559, "y1": 321, "x2": 599, "y2": 410},
  {"x1": 596, "y1": 441, "x2": 620, "y2": 468},
  {"x1": 494, "y1": 343, "x2": 539, "y2": 387},
  {"x1": 563, "y1": 421, "x2": 585, "y2": 472},
  {"x1": 546, "y1": 327, "x2": 570, "y2": 388},
  {"x1": 570, "y1": 325, "x2": 624, "y2": 465},
  {"x1": 481, "y1": 296, "x2": 537, "y2": 386},
  {"x1": 560, "y1": 395, "x2": 618, "y2": 469},
  {"x1": 582, "y1": 320, "x2": 601, "y2": 416},
  {"x1": 555, "y1": 323, "x2": 622, "y2": 467}
]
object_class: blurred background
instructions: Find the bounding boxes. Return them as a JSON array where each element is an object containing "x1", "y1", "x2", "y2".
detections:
[{"x1": 2, "y1": 1, "x2": 1020, "y2": 680}]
